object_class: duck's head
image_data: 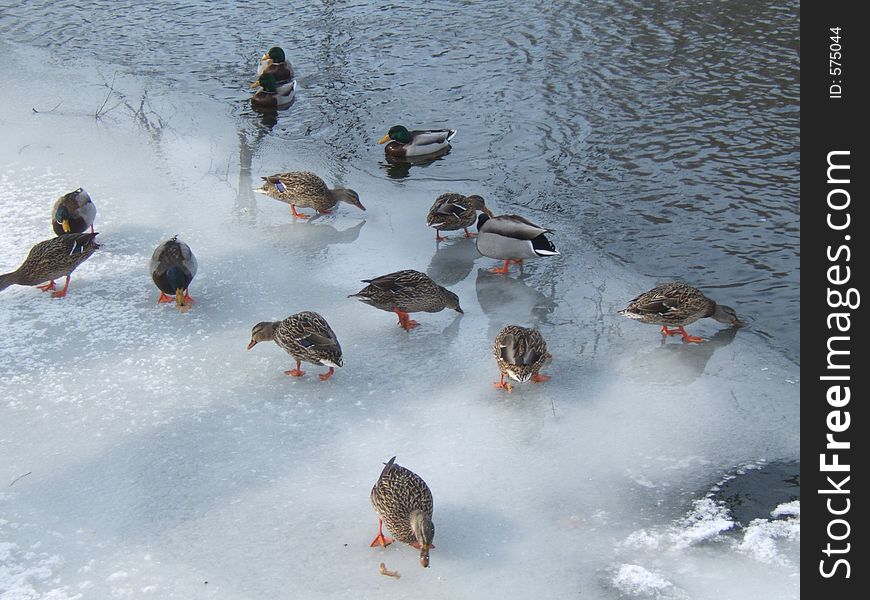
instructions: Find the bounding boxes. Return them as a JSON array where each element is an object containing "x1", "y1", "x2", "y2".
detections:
[
  {"x1": 444, "y1": 289, "x2": 464, "y2": 314},
  {"x1": 408, "y1": 509, "x2": 435, "y2": 568},
  {"x1": 54, "y1": 205, "x2": 72, "y2": 233},
  {"x1": 378, "y1": 125, "x2": 410, "y2": 145},
  {"x1": 263, "y1": 46, "x2": 286, "y2": 63},
  {"x1": 712, "y1": 304, "x2": 742, "y2": 326},
  {"x1": 467, "y1": 195, "x2": 493, "y2": 216},
  {"x1": 247, "y1": 321, "x2": 277, "y2": 349},
  {"x1": 334, "y1": 188, "x2": 366, "y2": 211},
  {"x1": 54, "y1": 188, "x2": 91, "y2": 232},
  {"x1": 165, "y1": 265, "x2": 192, "y2": 308},
  {"x1": 254, "y1": 73, "x2": 279, "y2": 93}
]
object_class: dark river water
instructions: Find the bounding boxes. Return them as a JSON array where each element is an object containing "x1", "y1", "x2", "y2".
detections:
[{"x1": 0, "y1": 0, "x2": 800, "y2": 360}]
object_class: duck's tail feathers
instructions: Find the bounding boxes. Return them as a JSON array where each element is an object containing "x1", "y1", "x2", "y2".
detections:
[
  {"x1": 0, "y1": 271, "x2": 18, "y2": 292},
  {"x1": 531, "y1": 234, "x2": 558, "y2": 256},
  {"x1": 446, "y1": 129, "x2": 457, "y2": 141}
]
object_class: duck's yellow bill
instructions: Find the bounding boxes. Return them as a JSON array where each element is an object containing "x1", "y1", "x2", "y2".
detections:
[{"x1": 377, "y1": 134, "x2": 391, "y2": 144}]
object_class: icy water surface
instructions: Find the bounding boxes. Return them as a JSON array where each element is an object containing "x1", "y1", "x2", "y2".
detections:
[{"x1": 0, "y1": 2, "x2": 798, "y2": 599}]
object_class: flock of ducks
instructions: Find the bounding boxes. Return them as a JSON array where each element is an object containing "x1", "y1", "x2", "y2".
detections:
[{"x1": 0, "y1": 46, "x2": 744, "y2": 571}]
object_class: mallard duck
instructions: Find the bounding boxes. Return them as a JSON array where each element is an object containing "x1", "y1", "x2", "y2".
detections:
[
  {"x1": 349, "y1": 269, "x2": 463, "y2": 331},
  {"x1": 52, "y1": 188, "x2": 96, "y2": 235},
  {"x1": 475, "y1": 213, "x2": 559, "y2": 274},
  {"x1": 150, "y1": 236, "x2": 197, "y2": 308},
  {"x1": 247, "y1": 311, "x2": 343, "y2": 381},
  {"x1": 251, "y1": 73, "x2": 295, "y2": 108},
  {"x1": 0, "y1": 232, "x2": 100, "y2": 298},
  {"x1": 370, "y1": 456, "x2": 435, "y2": 568},
  {"x1": 426, "y1": 193, "x2": 493, "y2": 241},
  {"x1": 618, "y1": 282, "x2": 742, "y2": 343},
  {"x1": 256, "y1": 46, "x2": 295, "y2": 85},
  {"x1": 492, "y1": 325, "x2": 551, "y2": 392},
  {"x1": 254, "y1": 171, "x2": 365, "y2": 219},
  {"x1": 378, "y1": 125, "x2": 456, "y2": 158}
]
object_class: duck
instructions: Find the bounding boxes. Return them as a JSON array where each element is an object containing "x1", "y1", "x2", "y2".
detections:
[
  {"x1": 378, "y1": 125, "x2": 456, "y2": 158},
  {"x1": 0, "y1": 232, "x2": 100, "y2": 298},
  {"x1": 618, "y1": 282, "x2": 742, "y2": 343},
  {"x1": 256, "y1": 46, "x2": 295, "y2": 86},
  {"x1": 426, "y1": 193, "x2": 493, "y2": 241},
  {"x1": 475, "y1": 213, "x2": 559, "y2": 274},
  {"x1": 254, "y1": 171, "x2": 365, "y2": 219},
  {"x1": 247, "y1": 311, "x2": 343, "y2": 381},
  {"x1": 52, "y1": 188, "x2": 96, "y2": 235},
  {"x1": 349, "y1": 269, "x2": 463, "y2": 331},
  {"x1": 251, "y1": 72, "x2": 295, "y2": 108},
  {"x1": 150, "y1": 236, "x2": 197, "y2": 308},
  {"x1": 492, "y1": 325, "x2": 551, "y2": 392},
  {"x1": 370, "y1": 456, "x2": 435, "y2": 568}
]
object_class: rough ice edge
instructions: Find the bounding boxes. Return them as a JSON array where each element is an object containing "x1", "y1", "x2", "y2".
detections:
[
  {"x1": 736, "y1": 501, "x2": 800, "y2": 566},
  {"x1": 611, "y1": 564, "x2": 690, "y2": 600}
]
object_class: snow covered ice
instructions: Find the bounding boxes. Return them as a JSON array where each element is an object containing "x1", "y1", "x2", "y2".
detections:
[{"x1": 0, "y1": 44, "x2": 798, "y2": 599}]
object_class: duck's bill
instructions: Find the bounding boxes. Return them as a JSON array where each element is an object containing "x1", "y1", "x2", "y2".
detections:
[
  {"x1": 249, "y1": 80, "x2": 261, "y2": 89},
  {"x1": 246, "y1": 339, "x2": 257, "y2": 350},
  {"x1": 377, "y1": 134, "x2": 391, "y2": 144}
]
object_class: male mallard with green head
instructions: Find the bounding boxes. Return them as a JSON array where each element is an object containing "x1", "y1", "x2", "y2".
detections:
[
  {"x1": 0, "y1": 232, "x2": 100, "y2": 298},
  {"x1": 370, "y1": 456, "x2": 435, "y2": 568},
  {"x1": 426, "y1": 193, "x2": 492, "y2": 241},
  {"x1": 247, "y1": 311, "x2": 343, "y2": 381},
  {"x1": 254, "y1": 171, "x2": 364, "y2": 219},
  {"x1": 476, "y1": 213, "x2": 559, "y2": 274},
  {"x1": 492, "y1": 325, "x2": 551, "y2": 392},
  {"x1": 618, "y1": 282, "x2": 742, "y2": 343},
  {"x1": 378, "y1": 125, "x2": 456, "y2": 158},
  {"x1": 251, "y1": 73, "x2": 296, "y2": 108},
  {"x1": 52, "y1": 188, "x2": 96, "y2": 235},
  {"x1": 256, "y1": 46, "x2": 295, "y2": 85},
  {"x1": 150, "y1": 236, "x2": 197, "y2": 308},
  {"x1": 349, "y1": 269, "x2": 463, "y2": 331}
]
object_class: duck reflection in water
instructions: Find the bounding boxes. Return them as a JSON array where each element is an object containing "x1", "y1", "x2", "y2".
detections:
[
  {"x1": 475, "y1": 268, "x2": 558, "y2": 341},
  {"x1": 381, "y1": 146, "x2": 451, "y2": 180}
]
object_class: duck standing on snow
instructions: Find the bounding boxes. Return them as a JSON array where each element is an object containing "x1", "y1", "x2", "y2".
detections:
[
  {"x1": 254, "y1": 171, "x2": 364, "y2": 219},
  {"x1": 492, "y1": 325, "x2": 551, "y2": 392},
  {"x1": 377, "y1": 125, "x2": 456, "y2": 158},
  {"x1": 475, "y1": 213, "x2": 559, "y2": 274},
  {"x1": 247, "y1": 311, "x2": 343, "y2": 381},
  {"x1": 0, "y1": 232, "x2": 100, "y2": 298},
  {"x1": 51, "y1": 188, "x2": 96, "y2": 235},
  {"x1": 150, "y1": 236, "x2": 197, "y2": 308},
  {"x1": 618, "y1": 282, "x2": 742, "y2": 343},
  {"x1": 370, "y1": 456, "x2": 435, "y2": 568},
  {"x1": 349, "y1": 269, "x2": 463, "y2": 331},
  {"x1": 426, "y1": 193, "x2": 492, "y2": 241}
]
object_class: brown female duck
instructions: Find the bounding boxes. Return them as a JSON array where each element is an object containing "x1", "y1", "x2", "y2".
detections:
[
  {"x1": 370, "y1": 456, "x2": 435, "y2": 568},
  {"x1": 492, "y1": 325, "x2": 551, "y2": 392},
  {"x1": 254, "y1": 171, "x2": 364, "y2": 219},
  {"x1": 0, "y1": 232, "x2": 100, "y2": 298},
  {"x1": 247, "y1": 311, "x2": 343, "y2": 381},
  {"x1": 349, "y1": 269, "x2": 463, "y2": 330},
  {"x1": 426, "y1": 193, "x2": 492, "y2": 241},
  {"x1": 618, "y1": 282, "x2": 742, "y2": 343}
]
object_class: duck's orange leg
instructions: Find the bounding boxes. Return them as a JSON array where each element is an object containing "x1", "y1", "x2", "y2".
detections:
[
  {"x1": 435, "y1": 230, "x2": 448, "y2": 241},
  {"x1": 463, "y1": 227, "x2": 476, "y2": 238},
  {"x1": 158, "y1": 292, "x2": 174, "y2": 303},
  {"x1": 532, "y1": 373, "x2": 551, "y2": 383},
  {"x1": 37, "y1": 280, "x2": 57, "y2": 292},
  {"x1": 370, "y1": 518, "x2": 395, "y2": 548},
  {"x1": 318, "y1": 367, "x2": 335, "y2": 381},
  {"x1": 660, "y1": 325, "x2": 681, "y2": 336},
  {"x1": 285, "y1": 359, "x2": 305, "y2": 377},
  {"x1": 678, "y1": 326, "x2": 705, "y2": 343},
  {"x1": 489, "y1": 260, "x2": 511, "y2": 274},
  {"x1": 394, "y1": 308, "x2": 419, "y2": 330},
  {"x1": 51, "y1": 276, "x2": 71, "y2": 298},
  {"x1": 493, "y1": 372, "x2": 513, "y2": 392},
  {"x1": 291, "y1": 204, "x2": 310, "y2": 219}
]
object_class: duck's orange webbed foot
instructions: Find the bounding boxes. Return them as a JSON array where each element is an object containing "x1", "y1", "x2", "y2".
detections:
[
  {"x1": 463, "y1": 228, "x2": 476, "y2": 238},
  {"x1": 435, "y1": 231, "x2": 448, "y2": 241},
  {"x1": 394, "y1": 309, "x2": 419, "y2": 330},
  {"x1": 531, "y1": 373, "x2": 551, "y2": 383},
  {"x1": 317, "y1": 209, "x2": 334, "y2": 215},
  {"x1": 678, "y1": 326, "x2": 705, "y2": 343},
  {"x1": 50, "y1": 276, "x2": 71, "y2": 298},
  {"x1": 370, "y1": 518, "x2": 395, "y2": 548},
  {"x1": 489, "y1": 260, "x2": 511, "y2": 274},
  {"x1": 158, "y1": 292, "x2": 174, "y2": 303},
  {"x1": 291, "y1": 205, "x2": 310, "y2": 219},
  {"x1": 37, "y1": 280, "x2": 56, "y2": 292},
  {"x1": 318, "y1": 367, "x2": 335, "y2": 381},
  {"x1": 493, "y1": 373, "x2": 513, "y2": 393}
]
